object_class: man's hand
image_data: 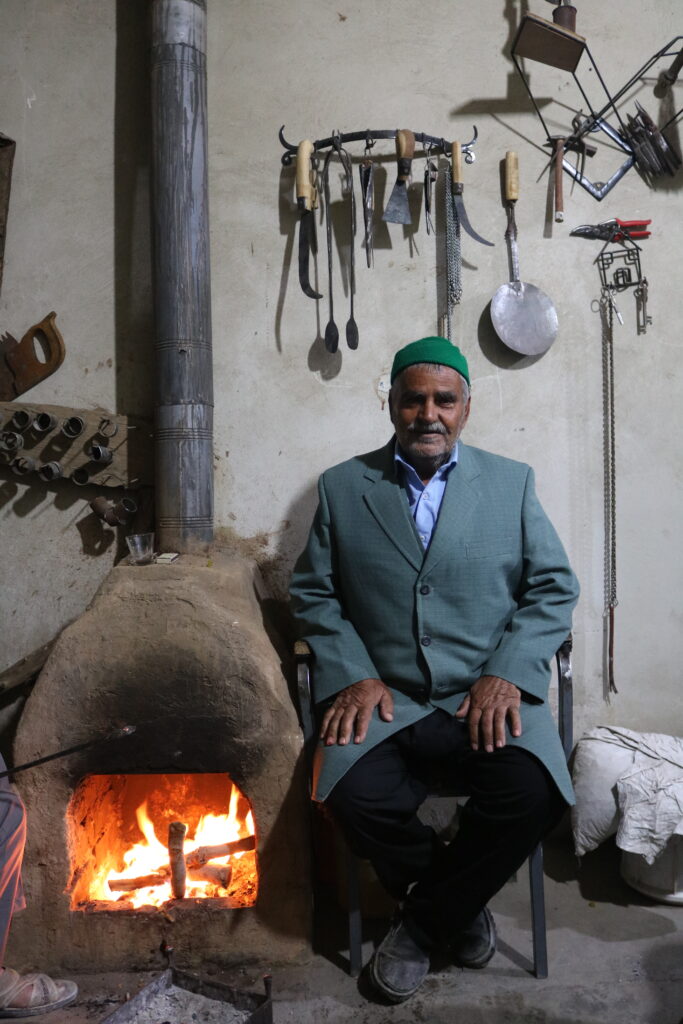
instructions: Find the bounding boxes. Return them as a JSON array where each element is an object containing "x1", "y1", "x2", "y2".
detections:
[
  {"x1": 455, "y1": 675, "x2": 522, "y2": 753},
  {"x1": 320, "y1": 679, "x2": 394, "y2": 746}
]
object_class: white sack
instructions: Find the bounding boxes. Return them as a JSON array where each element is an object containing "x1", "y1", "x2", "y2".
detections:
[
  {"x1": 572, "y1": 727, "x2": 683, "y2": 863},
  {"x1": 571, "y1": 727, "x2": 636, "y2": 856}
]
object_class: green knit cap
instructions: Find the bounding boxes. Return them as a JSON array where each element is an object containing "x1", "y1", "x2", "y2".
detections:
[{"x1": 390, "y1": 337, "x2": 470, "y2": 385}]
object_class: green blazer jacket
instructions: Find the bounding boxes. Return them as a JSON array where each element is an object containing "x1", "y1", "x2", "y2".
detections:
[{"x1": 290, "y1": 440, "x2": 580, "y2": 804}]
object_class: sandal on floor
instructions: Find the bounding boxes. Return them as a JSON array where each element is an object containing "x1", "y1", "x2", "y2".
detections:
[{"x1": 0, "y1": 969, "x2": 78, "y2": 1017}]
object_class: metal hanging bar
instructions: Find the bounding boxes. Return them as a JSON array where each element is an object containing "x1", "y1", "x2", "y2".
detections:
[{"x1": 279, "y1": 126, "x2": 479, "y2": 166}]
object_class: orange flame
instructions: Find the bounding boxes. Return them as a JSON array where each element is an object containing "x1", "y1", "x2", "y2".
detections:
[{"x1": 92, "y1": 785, "x2": 255, "y2": 908}]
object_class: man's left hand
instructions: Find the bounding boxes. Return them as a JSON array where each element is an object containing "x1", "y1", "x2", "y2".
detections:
[{"x1": 455, "y1": 675, "x2": 522, "y2": 753}]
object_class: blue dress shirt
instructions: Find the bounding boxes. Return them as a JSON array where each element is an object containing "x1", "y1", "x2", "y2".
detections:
[{"x1": 394, "y1": 441, "x2": 459, "y2": 548}]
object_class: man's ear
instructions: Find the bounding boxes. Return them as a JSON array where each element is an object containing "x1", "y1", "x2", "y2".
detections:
[{"x1": 388, "y1": 387, "x2": 396, "y2": 425}]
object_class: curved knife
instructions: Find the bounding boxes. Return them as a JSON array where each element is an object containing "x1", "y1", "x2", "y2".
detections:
[
  {"x1": 451, "y1": 140, "x2": 494, "y2": 247},
  {"x1": 296, "y1": 140, "x2": 322, "y2": 299}
]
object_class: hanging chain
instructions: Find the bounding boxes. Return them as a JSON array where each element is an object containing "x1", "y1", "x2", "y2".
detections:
[
  {"x1": 444, "y1": 177, "x2": 462, "y2": 343},
  {"x1": 600, "y1": 288, "x2": 618, "y2": 694}
]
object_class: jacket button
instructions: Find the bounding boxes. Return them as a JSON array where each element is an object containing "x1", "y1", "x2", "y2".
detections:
[
  {"x1": 420, "y1": 584, "x2": 431, "y2": 595},
  {"x1": 421, "y1": 635, "x2": 432, "y2": 647}
]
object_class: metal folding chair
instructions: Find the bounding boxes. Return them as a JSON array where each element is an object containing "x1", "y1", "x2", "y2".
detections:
[{"x1": 294, "y1": 635, "x2": 573, "y2": 979}]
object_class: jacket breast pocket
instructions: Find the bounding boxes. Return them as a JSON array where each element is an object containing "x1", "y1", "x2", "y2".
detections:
[{"x1": 465, "y1": 536, "x2": 515, "y2": 560}]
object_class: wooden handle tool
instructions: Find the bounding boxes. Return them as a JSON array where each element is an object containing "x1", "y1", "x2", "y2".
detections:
[
  {"x1": 296, "y1": 139, "x2": 316, "y2": 210},
  {"x1": 505, "y1": 151, "x2": 519, "y2": 203}
]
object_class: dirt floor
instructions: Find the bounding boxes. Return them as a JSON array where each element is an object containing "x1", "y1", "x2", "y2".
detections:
[{"x1": 7, "y1": 838, "x2": 683, "y2": 1024}]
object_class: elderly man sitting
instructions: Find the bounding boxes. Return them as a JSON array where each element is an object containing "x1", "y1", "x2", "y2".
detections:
[{"x1": 290, "y1": 337, "x2": 579, "y2": 1003}]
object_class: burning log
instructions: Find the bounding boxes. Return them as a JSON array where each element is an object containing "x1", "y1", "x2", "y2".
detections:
[
  {"x1": 108, "y1": 873, "x2": 168, "y2": 892},
  {"x1": 107, "y1": 833, "x2": 254, "y2": 894},
  {"x1": 189, "y1": 863, "x2": 232, "y2": 888},
  {"x1": 185, "y1": 834, "x2": 255, "y2": 868},
  {"x1": 108, "y1": 863, "x2": 232, "y2": 894},
  {"x1": 168, "y1": 821, "x2": 188, "y2": 899}
]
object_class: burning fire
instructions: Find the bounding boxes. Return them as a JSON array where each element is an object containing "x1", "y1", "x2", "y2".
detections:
[{"x1": 90, "y1": 784, "x2": 256, "y2": 908}]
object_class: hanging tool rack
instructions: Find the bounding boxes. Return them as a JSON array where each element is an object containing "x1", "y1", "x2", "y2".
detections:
[
  {"x1": 279, "y1": 126, "x2": 478, "y2": 166},
  {"x1": 282, "y1": 125, "x2": 489, "y2": 350},
  {"x1": 512, "y1": 18, "x2": 683, "y2": 200}
]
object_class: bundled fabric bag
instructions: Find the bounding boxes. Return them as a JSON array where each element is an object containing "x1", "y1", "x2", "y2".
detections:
[{"x1": 572, "y1": 727, "x2": 683, "y2": 903}]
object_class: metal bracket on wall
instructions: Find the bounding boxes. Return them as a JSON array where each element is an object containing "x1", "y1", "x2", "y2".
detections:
[
  {"x1": 0, "y1": 401, "x2": 152, "y2": 488},
  {"x1": 279, "y1": 126, "x2": 479, "y2": 166}
]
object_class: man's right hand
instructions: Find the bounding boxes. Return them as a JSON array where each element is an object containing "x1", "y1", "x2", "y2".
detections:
[{"x1": 320, "y1": 679, "x2": 394, "y2": 746}]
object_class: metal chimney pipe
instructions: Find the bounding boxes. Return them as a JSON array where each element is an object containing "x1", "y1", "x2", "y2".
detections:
[{"x1": 150, "y1": 0, "x2": 213, "y2": 552}]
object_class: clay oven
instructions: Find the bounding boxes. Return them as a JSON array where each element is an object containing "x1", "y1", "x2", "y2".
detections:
[{"x1": 6, "y1": 555, "x2": 310, "y2": 973}]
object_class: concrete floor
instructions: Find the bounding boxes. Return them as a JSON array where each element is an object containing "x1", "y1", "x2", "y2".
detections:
[{"x1": 8, "y1": 837, "x2": 683, "y2": 1024}]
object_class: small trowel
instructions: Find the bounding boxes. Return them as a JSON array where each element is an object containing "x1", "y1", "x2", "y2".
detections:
[{"x1": 383, "y1": 129, "x2": 415, "y2": 225}]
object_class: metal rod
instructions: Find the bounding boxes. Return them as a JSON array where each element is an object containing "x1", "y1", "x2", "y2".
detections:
[
  {"x1": 0, "y1": 725, "x2": 136, "y2": 778},
  {"x1": 151, "y1": 0, "x2": 214, "y2": 553},
  {"x1": 279, "y1": 125, "x2": 479, "y2": 166}
]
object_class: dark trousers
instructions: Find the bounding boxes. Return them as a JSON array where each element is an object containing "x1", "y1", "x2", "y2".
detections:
[{"x1": 326, "y1": 709, "x2": 564, "y2": 950}]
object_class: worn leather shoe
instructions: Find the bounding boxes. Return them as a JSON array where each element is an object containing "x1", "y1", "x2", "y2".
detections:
[
  {"x1": 369, "y1": 916, "x2": 431, "y2": 1003},
  {"x1": 451, "y1": 906, "x2": 497, "y2": 968}
]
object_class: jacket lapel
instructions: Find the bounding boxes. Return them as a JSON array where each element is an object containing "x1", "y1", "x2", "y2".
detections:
[
  {"x1": 421, "y1": 442, "x2": 482, "y2": 574},
  {"x1": 362, "y1": 441, "x2": 424, "y2": 573}
]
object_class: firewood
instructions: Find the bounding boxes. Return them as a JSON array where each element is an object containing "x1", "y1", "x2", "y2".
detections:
[
  {"x1": 168, "y1": 821, "x2": 188, "y2": 899},
  {"x1": 188, "y1": 863, "x2": 232, "y2": 889},
  {"x1": 185, "y1": 834, "x2": 255, "y2": 868},
  {"x1": 107, "y1": 834, "x2": 254, "y2": 893},
  {"x1": 108, "y1": 871, "x2": 167, "y2": 892}
]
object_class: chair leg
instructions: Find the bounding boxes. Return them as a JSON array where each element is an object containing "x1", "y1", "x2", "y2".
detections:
[
  {"x1": 528, "y1": 843, "x2": 548, "y2": 979},
  {"x1": 346, "y1": 846, "x2": 363, "y2": 978}
]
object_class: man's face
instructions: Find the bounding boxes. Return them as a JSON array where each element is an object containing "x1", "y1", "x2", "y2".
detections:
[{"x1": 389, "y1": 364, "x2": 471, "y2": 477}]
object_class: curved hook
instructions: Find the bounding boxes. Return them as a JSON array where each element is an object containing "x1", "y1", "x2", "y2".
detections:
[
  {"x1": 279, "y1": 125, "x2": 297, "y2": 166},
  {"x1": 462, "y1": 124, "x2": 479, "y2": 164}
]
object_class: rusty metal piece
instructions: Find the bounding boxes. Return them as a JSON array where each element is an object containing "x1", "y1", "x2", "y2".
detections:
[
  {"x1": 38, "y1": 461, "x2": 63, "y2": 481},
  {"x1": 89, "y1": 496, "x2": 112, "y2": 520},
  {"x1": 0, "y1": 134, "x2": 15, "y2": 299},
  {"x1": 0, "y1": 312, "x2": 65, "y2": 402},
  {"x1": 62, "y1": 415, "x2": 85, "y2": 439},
  {"x1": 10, "y1": 455, "x2": 37, "y2": 475},
  {"x1": 90, "y1": 495, "x2": 136, "y2": 525}
]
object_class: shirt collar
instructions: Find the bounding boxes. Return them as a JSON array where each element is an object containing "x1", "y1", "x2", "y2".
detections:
[{"x1": 393, "y1": 438, "x2": 459, "y2": 486}]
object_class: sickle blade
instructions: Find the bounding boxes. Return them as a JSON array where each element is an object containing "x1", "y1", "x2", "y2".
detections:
[
  {"x1": 298, "y1": 211, "x2": 322, "y2": 300},
  {"x1": 453, "y1": 196, "x2": 494, "y2": 247}
]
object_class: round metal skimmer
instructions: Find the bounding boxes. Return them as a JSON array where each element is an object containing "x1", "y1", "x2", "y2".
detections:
[{"x1": 490, "y1": 280, "x2": 558, "y2": 356}]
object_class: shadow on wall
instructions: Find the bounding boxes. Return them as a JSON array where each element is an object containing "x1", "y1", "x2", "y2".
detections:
[
  {"x1": 0, "y1": 463, "x2": 152, "y2": 560},
  {"x1": 114, "y1": 0, "x2": 155, "y2": 418}
]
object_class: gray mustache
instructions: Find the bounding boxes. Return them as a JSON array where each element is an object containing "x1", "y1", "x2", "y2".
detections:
[{"x1": 406, "y1": 422, "x2": 447, "y2": 435}]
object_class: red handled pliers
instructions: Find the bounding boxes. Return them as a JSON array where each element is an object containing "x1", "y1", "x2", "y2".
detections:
[{"x1": 570, "y1": 218, "x2": 651, "y2": 243}]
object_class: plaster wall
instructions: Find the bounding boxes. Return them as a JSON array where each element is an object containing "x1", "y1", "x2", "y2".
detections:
[{"x1": 1, "y1": 0, "x2": 682, "y2": 745}]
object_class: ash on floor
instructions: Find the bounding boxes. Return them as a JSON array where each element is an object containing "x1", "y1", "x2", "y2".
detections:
[{"x1": 120, "y1": 983, "x2": 252, "y2": 1024}]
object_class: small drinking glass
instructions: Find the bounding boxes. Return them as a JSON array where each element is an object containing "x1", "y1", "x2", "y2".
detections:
[{"x1": 126, "y1": 532, "x2": 155, "y2": 565}]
